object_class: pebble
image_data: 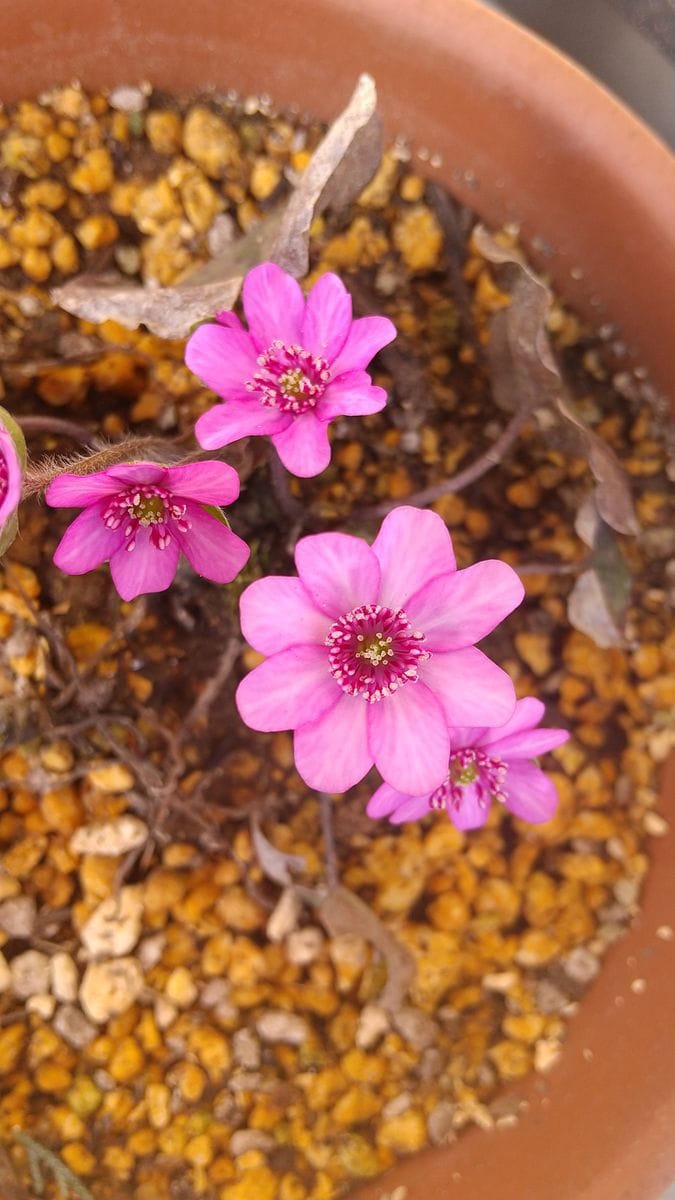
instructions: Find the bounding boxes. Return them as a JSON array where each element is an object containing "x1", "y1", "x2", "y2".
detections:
[
  {"x1": 10, "y1": 949, "x2": 50, "y2": 997},
  {"x1": 230, "y1": 1129, "x2": 276, "y2": 1156},
  {"x1": 26, "y1": 993, "x2": 56, "y2": 1019},
  {"x1": 53, "y1": 1004, "x2": 97, "y2": 1049},
  {"x1": 427, "y1": 1100, "x2": 457, "y2": 1144},
  {"x1": 266, "y1": 887, "x2": 302, "y2": 942},
  {"x1": 286, "y1": 926, "x2": 324, "y2": 966},
  {"x1": 256, "y1": 1010, "x2": 308, "y2": 1045},
  {"x1": 79, "y1": 956, "x2": 144, "y2": 1023},
  {"x1": 109, "y1": 84, "x2": 148, "y2": 112},
  {"x1": 146, "y1": 110, "x2": 183, "y2": 155},
  {"x1": 377, "y1": 1108, "x2": 427, "y2": 1153},
  {"x1": 50, "y1": 952, "x2": 79, "y2": 1002},
  {"x1": 86, "y1": 763, "x2": 135, "y2": 793},
  {"x1": 232, "y1": 1027, "x2": 262, "y2": 1070},
  {"x1": 356, "y1": 1003, "x2": 390, "y2": 1049},
  {"x1": 392, "y1": 204, "x2": 443, "y2": 271},
  {"x1": 0, "y1": 894, "x2": 36, "y2": 938},
  {"x1": 80, "y1": 886, "x2": 143, "y2": 958},
  {"x1": 165, "y1": 965, "x2": 198, "y2": 1008},
  {"x1": 392, "y1": 1006, "x2": 438, "y2": 1050},
  {"x1": 562, "y1": 946, "x2": 601, "y2": 984},
  {"x1": 0, "y1": 952, "x2": 11, "y2": 993},
  {"x1": 183, "y1": 106, "x2": 240, "y2": 177}
]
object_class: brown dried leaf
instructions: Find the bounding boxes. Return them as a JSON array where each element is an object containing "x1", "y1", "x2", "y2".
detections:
[
  {"x1": 568, "y1": 495, "x2": 632, "y2": 647},
  {"x1": 53, "y1": 75, "x2": 381, "y2": 339},
  {"x1": 317, "y1": 884, "x2": 414, "y2": 1013},
  {"x1": 475, "y1": 225, "x2": 638, "y2": 537},
  {"x1": 251, "y1": 817, "x2": 306, "y2": 887}
]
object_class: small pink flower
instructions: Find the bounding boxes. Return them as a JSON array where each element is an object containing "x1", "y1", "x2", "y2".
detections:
[
  {"x1": 236, "y1": 506, "x2": 524, "y2": 795},
  {"x1": 185, "y1": 263, "x2": 396, "y2": 478},
  {"x1": 47, "y1": 461, "x2": 250, "y2": 601},
  {"x1": 367, "y1": 697, "x2": 569, "y2": 830},
  {"x1": 0, "y1": 422, "x2": 23, "y2": 530}
]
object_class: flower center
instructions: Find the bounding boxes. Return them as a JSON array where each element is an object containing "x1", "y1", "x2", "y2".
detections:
[
  {"x1": 430, "y1": 748, "x2": 508, "y2": 815},
  {"x1": 0, "y1": 454, "x2": 8, "y2": 507},
  {"x1": 325, "y1": 604, "x2": 429, "y2": 703},
  {"x1": 102, "y1": 484, "x2": 191, "y2": 553},
  {"x1": 246, "y1": 341, "x2": 331, "y2": 415}
]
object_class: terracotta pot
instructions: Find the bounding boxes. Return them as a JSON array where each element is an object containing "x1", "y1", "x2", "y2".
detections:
[{"x1": 1, "y1": 2, "x2": 674, "y2": 1197}]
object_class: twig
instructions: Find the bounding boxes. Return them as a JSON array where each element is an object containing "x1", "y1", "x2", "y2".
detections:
[
  {"x1": 16, "y1": 415, "x2": 97, "y2": 446},
  {"x1": 267, "y1": 445, "x2": 304, "y2": 522},
  {"x1": 354, "y1": 402, "x2": 536, "y2": 521},
  {"x1": 184, "y1": 636, "x2": 241, "y2": 729},
  {"x1": 12, "y1": 1130, "x2": 94, "y2": 1200},
  {"x1": 514, "y1": 559, "x2": 585, "y2": 576}
]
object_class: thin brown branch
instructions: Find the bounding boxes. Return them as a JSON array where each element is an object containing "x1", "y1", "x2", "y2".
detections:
[{"x1": 16, "y1": 415, "x2": 97, "y2": 446}]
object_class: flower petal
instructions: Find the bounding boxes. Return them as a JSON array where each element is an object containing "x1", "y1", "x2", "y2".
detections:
[
  {"x1": 165, "y1": 461, "x2": 241, "y2": 505},
  {"x1": 0, "y1": 429, "x2": 22, "y2": 526},
  {"x1": 52, "y1": 503, "x2": 124, "y2": 574},
  {"x1": 240, "y1": 576, "x2": 329, "y2": 654},
  {"x1": 319, "y1": 372, "x2": 388, "y2": 420},
  {"x1": 371, "y1": 506, "x2": 456, "y2": 610},
  {"x1": 366, "y1": 782, "x2": 430, "y2": 823},
  {"x1": 106, "y1": 462, "x2": 167, "y2": 486},
  {"x1": 504, "y1": 760, "x2": 559, "y2": 824},
  {"x1": 109, "y1": 527, "x2": 180, "y2": 601},
  {"x1": 419, "y1": 647, "x2": 516, "y2": 728},
  {"x1": 295, "y1": 531, "x2": 380, "y2": 618},
  {"x1": 475, "y1": 697, "x2": 545, "y2": 747},
  {"x1": 330, "y1": 315, "x2": 397, "y2": 374},
  {"x1": 174, "y1": 503, "x2": 249, "y2": 584},
  {"x1": 301, "y1": 272, "x2": 352, "y2": 361},
  {"x1": 46, "y1": 471, "x2": 120, "y2": 508},
  {"x1": 406, "y1": 560, "x2": 525, "y2": 651},
  {"x1": 448, "y1": 781, "x2": 491, "y2": 831},
  {"x1": 272, "y1": 413, "x2": 331, "y2": 478},
  {"x1": 294, "y1": 693, "x2": 372, "y2": 792},
  {"x1": 242, "y1": 262, "x2": 304, "y2": 350},
  {"x1": 236, "y1": 645, "x2": 339, "y2": 732},
  {"x1": 185, "y1": 322, "x2": 259, "y2": 401},
  {"x1": 488, "y1": 725, "x2": 570, "y2": 760},
  {"x1": 196, "y1": 400, "x2": 291, "y2": 448},
  {"x1": 368, "y1": 683, "x2": 450, "y2": 795}
]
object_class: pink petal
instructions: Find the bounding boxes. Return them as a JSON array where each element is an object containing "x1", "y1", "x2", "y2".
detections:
[
  {"x1": 240, "y1": 576, "x2": 329, "y2": 655},
  {"x1": 106, "y1": 462, "x2": 167, "y2": 486},
  {"x1": 52, "y1": 503, "x2": 124, "y2": 574},
  {"x1": 330, "y1": 315, "x2": 397, "y2": 375},
  {"x1": 46, "y1": 471, "x2": 120, "y2": 508},
  {"x1": 419, "y1": 647, "x2": 516, "y2": 728},
  {"x1": 406, "y1": 560, "x2": 525, "y2": 651},
  {"x1": 195, "y1": 400, "x2": 291, "y2": 448},
  {"x1": 185, "y1": 322, "x2": 259, "y2": 401},
  {"x1": 215, "y1": 311, "x2": 243, "y2": 329},
  {"x1": 294, "y1": 531, "x2": 380, "y2": 618},
  {"x1": 366, "y1": 782, "x2": 430, "y2": 823},
  {"x1": 174, "y1": 504, "x2": 250, "y2": 584},
  {"x1": 235, "y1": 645, "x2": 339, "y2": 732},
  {"x1": 0, "y1": 429, "x2": 21, "y2": 526},
  {"x1": 165, "y1": 461, "x2": 240, "y2": 506},
  {"x1": 318, "y1": 372, "x2": 388, "y2": 420},
  {"x1": 301, "y1": 272, "x2": 352, "y2": 361},
  {"x1": 504, "y1": 760, "x2": 559, "y2": 824},
  {"x1": 294, "y1": 692, "x2": 372, "y2": 792},
  {"x1": 271, "y1": 413, "x2": 331, "y2": 478},
  {"x1": 367, "y1": 682, "x2": 450, "y2": 794},
  {"x1": 371, "y1": 506, "x2": 456, "y2": 610},
  {"x1": 475, "y1": 697, "x2": 545, "y2": 747},
  {"x1": 387, "y1": 795, "x2": 434, "y2": 824},
  {"x1": 242, "y1": 262, "x2": 304, "y2": 351},
  {"x1": 448, "y1": 782, "x2": 491, "y2": 831},
  {"x1": 487, "y1": 726, "x2": 570, "y2": 760},
  {"x1": 109, "y1": 527, "x2": 180, "y2": 601}
]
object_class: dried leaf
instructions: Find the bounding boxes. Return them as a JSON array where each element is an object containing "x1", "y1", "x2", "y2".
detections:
[
  {"x1": 251, "y1": 817, "x2": 306, "y2": 887},
  {"x1": 317, "y1": 885, "x2": 414, "y2": 1013},
  {"x1": 475, "y1": 226, "x2": 638, "y2": 537},
  {"x1": 53, "y1": 75, "x2": 381, "y2": 339},
  {"x1": 568, "y1": 495, "x2": 631, "y2": 647}
]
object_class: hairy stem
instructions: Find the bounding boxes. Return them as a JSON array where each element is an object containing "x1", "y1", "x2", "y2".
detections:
[{"x1": 16, "y1": 414, "x2": 97, "y2": 445}]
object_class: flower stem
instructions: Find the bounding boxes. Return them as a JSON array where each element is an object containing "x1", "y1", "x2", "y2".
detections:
[
  {"x1": 319, "y1": 792, "x2": 339, "y2": 890},
  {"x1": 267, "y1": 446, "x2": 304, "y2": 521}
]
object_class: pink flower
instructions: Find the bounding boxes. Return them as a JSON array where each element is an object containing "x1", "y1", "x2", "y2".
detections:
[
  {"x1": 0, "y1": 420, "x2": 23, "y2": 530},
  {"x1": 46, "y1": 461, "x2": 250, "y2": 601},
  {"x1": 236, "y1": 506, "x2": 524, "y2": 795},
  {"x1": 367, "y1": 697, "x2": 569, "y2": 830},
  {"x1": 185, "y1": 263, "x2": 396, "y2": 478}
]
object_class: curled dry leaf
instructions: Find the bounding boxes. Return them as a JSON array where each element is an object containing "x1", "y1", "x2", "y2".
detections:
[
  {"x1": 474, "y1": 225, "x2": 638, "y2": 538},
  {"x1": 568, "y1": 494, "x2": 632, "y2": 647},
  {"x1": 52, "y1": 74, "x2": 381, "y2": 339},
  {"x1": 251, "y1": 816, "x2": 306, "y2": 888},
  {"x1": 317, "y1": 884, "x2": 414, "y2": 1013}
]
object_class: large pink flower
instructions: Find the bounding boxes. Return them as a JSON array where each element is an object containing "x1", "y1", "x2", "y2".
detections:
[
  {"x1": 367, "y1": 697, "x2": 569, "y2": 830},
  {"x1": 47, "y1": 461, "x2": 250, "y2": 601},
  {"x1": 0, "y1": 421, "x2": 23, "y2": 530},
  {"x1": 185, "y1": 263, "x2": 396, "y2": 478},
  {"x1": 236, "y1": 506, "x2": 524, "y2": 794}
]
